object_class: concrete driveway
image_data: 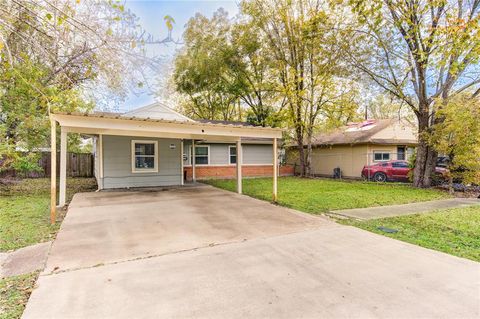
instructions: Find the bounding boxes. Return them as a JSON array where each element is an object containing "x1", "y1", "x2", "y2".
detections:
[{"x1": 23, "y1": 185, "x2": 479, "y2": 318}]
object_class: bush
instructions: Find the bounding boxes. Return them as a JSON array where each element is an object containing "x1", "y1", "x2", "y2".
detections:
[{"x1": 11, "y1": 153, "x2": 43, "y2": 177}]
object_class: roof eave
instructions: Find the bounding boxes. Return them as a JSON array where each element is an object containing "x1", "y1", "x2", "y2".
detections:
[{"x1": 50, "y1": 112, "x2": 283, "y2": 140}]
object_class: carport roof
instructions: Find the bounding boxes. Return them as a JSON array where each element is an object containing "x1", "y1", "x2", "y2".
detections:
[{"x1": 50, "y1": 111, "x2": 283, "y2": 141}]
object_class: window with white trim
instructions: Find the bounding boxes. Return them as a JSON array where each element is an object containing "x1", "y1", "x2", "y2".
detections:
[
  {"x1": 191, "y1": 145, "x2": 209, "y2": 165},
  {"x1": 373, "y1": 152, "x2": 390, "y2": 162},
  {"x1": 132, "y1": 140, "x2": 157, "y2": 172},
  {"x1": 229, "y1": 146, "x2": 237, "y2": 164}
]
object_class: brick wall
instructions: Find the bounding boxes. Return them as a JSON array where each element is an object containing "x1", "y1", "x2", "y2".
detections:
[{"x1": 184, "y1": 165, "x2": 294, "y2": 181}]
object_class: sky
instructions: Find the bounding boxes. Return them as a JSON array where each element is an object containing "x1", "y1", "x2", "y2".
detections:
[{"x1": 121, "y1": 0, "x2": 239, "y2": 111}]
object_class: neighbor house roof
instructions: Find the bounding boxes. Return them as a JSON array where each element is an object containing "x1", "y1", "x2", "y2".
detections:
[{"x1": 308, "y1": 119, "x2": 417, "y2": 146}]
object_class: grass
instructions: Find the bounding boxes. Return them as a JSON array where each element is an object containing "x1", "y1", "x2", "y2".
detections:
[
  {"x1": 0, "y1": 178, "x2": 96, "y2": 319},
  {"x1": 206, "y1": 177, "x2": 478, "y2": 261},
  {"x1": 0, "y1": 272, "x2": 38, "y2": 319},
  {"x1": 205, "y1": 176, "x2": 449, "y2": 213},
  {"x1": 0, "y1": 178, "x2": 97, "y2": 252},
  {"x1": 342, "y1": 205, "x2": 480, "y2": 262}
]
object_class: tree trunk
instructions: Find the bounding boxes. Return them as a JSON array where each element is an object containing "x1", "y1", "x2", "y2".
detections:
[
  {"x1": 295, "y1": 124, "x2": 307, "y2": 177},
  {"x1": 306, "y1": 142, "x2": 312, "y2": 176},
  {"x1": 448, "y1": 174, "x2": 454, "y2": 195},
  {"x1": 297, "y1": 145, "x2": 306, "y2": 177},
  {"x1": 424, "y1": 146, "x2": 437, "y2": 186},
  {"x1": 413, "y1": 112, "x2": 436, "y2": 188},
  {"x1": 305, "y1": 126, "x2": 314, "y2": 176}
]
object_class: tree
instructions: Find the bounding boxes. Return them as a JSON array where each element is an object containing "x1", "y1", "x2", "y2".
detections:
[
  {"x1": 225, "y1": 21, "x2": 282, "y2": 126},
  {"x1": 428, "y1": 94, "x2": 480, "y2": 191},
  {"x1": 0, "y1": 0, "x2": 150, "y2": 170},
  {"x1": 1, "y1": 0, "x2": 151, "y2": 99},
  {"x1": 344, "y1": 0, "x2": 480, "y2": 187},
  {"x1": 318, "y1": 80, "x2": 363, "y2": 130},
  {"x1": 241, "y1": 0, "x2": 358, "y2": 175},
  {"x1": 360, "y1": 91, "x2": 416, "y2": 123},
  {"x1": 0, "y1": 56, "x2": 92, "y2": 151},
  {"x1": 173, "y1": 9, "x2": 241, "y2": 121}
]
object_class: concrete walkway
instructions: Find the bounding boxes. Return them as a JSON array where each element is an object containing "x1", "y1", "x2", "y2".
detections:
[
  {"x1": 22, "y1": 186, "x2": 480, "y2": 318},
  {"x1": 0, "y1": 242, "x2": 51, "y2": 278},
  {"x1": 331, "y1": 198, "x2": 480, "y2": 220}
]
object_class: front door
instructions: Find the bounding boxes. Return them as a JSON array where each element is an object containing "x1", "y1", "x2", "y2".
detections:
[{"x1": 397, "y1": 146, "x2": 406, "y2": 160}]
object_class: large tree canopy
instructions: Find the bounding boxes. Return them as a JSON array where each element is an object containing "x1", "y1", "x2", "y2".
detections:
[
  {"x1": 173, "y1": 9, "x2": 241, "y2": 121},
  {"x1": 173, "y1": 2, "x2": 363, "y2": 175},
  {"x1": 343, "y1": 0, "x2": 480, "y2": 187},
  {"x1": 428, "y1": 93, "x2": 480, "y2": 188},
  {"x1": 0, "y1": 0, "x2": 152, "y2": 170}
]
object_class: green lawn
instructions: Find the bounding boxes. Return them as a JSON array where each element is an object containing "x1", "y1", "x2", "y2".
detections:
[
  {"x1": 342, "y1": 205, "x2": 480, "y2": 262},
  {"x1": 0, "y1": 178, "x2": 96, "y2": 319},
  {"x1": 0, "y1": 272, "x2": 38, "y2": 319},
  {"x1": 205, "y1": 177, "x2": 449, "y2": 213},
  {"x1": 0, "y1": 178, "x2": 97, "y2": 252}
]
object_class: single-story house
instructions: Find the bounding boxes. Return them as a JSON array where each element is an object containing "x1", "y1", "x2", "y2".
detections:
[
  {"x1": 48, "y1": 102, "x2": 289, "y2": 222},
  {"x1": 288, "y1": 119, "x2": 417, "y2": 178}
]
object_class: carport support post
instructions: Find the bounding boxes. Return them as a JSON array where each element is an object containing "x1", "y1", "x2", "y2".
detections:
[
  {"x1": 236, "y1": 139, "x2": 242, "y2": 194},
  {"x1": 59, "y1": 128, "x2": 67, "y2": 207},
  {"x1": 98, "y1": 134, "x2": 104, "y2": 190},
  {"x1": 180, "y1": 140, "x2": 184, "y2": 185},
  {"x1": 50, "y1": 119, "x2": 57, "y2": 224},
  {"x1": 192, "y1": 139, "x2": 196, "y2": 182},
  {"x1": 273, "y1": 138, "x2": 278, "y2": 202}
]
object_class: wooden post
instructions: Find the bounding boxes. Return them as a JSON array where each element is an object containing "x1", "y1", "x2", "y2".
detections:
[
  {"x1": 236, "y1": 139, "x2": 242, "y2": 194},
  {"x1": 50, "y1": 119, "x2": 57, "y2": 224},
  {"x1": 273, "y1": 138, "x2": 278, "y2": 202},
  {"x1": 192, "y1": 139, "x2": 196, "y2": 182},
  {"x1": 180, "y1": 140, "x2": 184, "y2": 185},
  {"x1": 59, "y1": 129, "x2": 67, "y2": 207}
]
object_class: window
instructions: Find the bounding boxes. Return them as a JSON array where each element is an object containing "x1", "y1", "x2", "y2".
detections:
[
  {"x1": 373, "y1": 152, "x2": 390, "y2": 162},
  {"x1": 191, "y1": 145, "x2": 209, "y2": 165},
  {"x1": 132, "y1": 140, "x2": 158, "y2": 173},
  {"x1": 392, "y1": 161, "x2": 408, "y2": 168},
  {"x1": 229, "y1": 146, "x2": 237, "y2": 164}
]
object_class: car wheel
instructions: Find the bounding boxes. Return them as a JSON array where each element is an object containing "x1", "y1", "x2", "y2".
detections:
[{"x1": 373, "y1": 172, "x2": 387, "y2": 182}]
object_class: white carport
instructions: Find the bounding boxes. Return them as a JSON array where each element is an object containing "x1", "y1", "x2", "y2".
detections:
[{"x1": 49, "y1": 111, "x2": 283, "y2": 224}]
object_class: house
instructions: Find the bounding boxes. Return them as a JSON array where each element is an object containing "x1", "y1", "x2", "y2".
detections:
[
  {"x1": 48, "y1": 102, "x2": 290, "y2": 220},
  {"x1": 93, "y1": 104, "x2": 293, "y2": 189},
  {"x1": 288, "y1": 119, "x2": 417, "y2": 178}
]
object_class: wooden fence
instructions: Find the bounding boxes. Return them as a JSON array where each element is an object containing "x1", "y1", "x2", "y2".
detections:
[{"x1": 0, "y1": 152, "x2": 94, "y2": 178}]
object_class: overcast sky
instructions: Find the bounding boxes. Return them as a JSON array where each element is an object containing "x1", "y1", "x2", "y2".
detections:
[{"x1": 121, "y1": 0, "x2": 239, "y2": 111}]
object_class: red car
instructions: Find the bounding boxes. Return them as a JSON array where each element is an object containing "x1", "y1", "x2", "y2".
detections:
[{"x1": 362, "y1": 160, "x2": 447, "y2": 182}]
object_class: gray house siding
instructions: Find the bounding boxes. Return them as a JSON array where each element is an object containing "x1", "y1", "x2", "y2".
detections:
[
  {"x1": 102, "y1": 135, "x2": 182, "y2": 189},
  {"x1": 242, "y1": 144, "x2": 273, "y2": 164},
  {"x1": 210, "y1": 144, "x2": 230, "y2": 165},
  {"x1": 182, "y1": 141, "x2": 273, "y2": 166}
]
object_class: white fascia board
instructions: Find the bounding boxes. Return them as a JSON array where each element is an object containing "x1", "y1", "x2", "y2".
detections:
[{"x1": 51, "y1": 114, "x2": 282, "y2": 139}]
